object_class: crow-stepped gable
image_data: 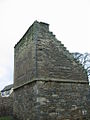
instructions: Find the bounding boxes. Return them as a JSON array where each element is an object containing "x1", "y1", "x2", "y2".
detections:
[{"x1": 13, "y1": 21, "x2": 90, "y2": 120}]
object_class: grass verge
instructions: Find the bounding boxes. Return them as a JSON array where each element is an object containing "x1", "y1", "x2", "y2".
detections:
[{"x1": 0, "y1": 116, "x2": 13, "y2": 120}]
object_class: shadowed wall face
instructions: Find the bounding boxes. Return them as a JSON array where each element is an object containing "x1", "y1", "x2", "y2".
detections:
[
  {"x1": 14, "y1": 26, "x2": 36, "y2": 87},
  {"x1": 0, "y1": 95, "x2": 13, "y2": 117},
  {"x1": 13, "y1": 21, "x2": 90, "y2": 120}
]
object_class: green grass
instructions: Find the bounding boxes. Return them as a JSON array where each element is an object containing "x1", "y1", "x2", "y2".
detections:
[{"x1": 0, "y1": 116, "x2": 13, "y2": 120}]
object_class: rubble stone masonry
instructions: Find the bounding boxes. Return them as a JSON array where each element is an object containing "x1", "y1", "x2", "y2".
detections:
[
  {"x1": 0, "y1": 94, "x2": 13, "y2": 116},
  {"x1": 13, "y1": 21, "x2": 90, "y2": 120}
]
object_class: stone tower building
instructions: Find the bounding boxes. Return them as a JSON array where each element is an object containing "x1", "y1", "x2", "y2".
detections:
[{"x1": 13, "y1": 21, "x2": 89, "y2": 120}]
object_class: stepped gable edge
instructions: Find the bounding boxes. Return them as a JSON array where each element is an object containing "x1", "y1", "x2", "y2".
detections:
[
  {"x1": 13, "y1": 21, "x2": 89, "y2": 120},
  {"x1": 14, "y1": 21, "x2": 89, "y2": 89},
  {"x1": 14, "y1": 20, "x2": 86, "y2": 72},
  {"x1": 14, "y1": 21, "x2": 87, "y2": 75}
]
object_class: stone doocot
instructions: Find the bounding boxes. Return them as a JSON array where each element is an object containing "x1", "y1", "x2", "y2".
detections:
[{"x1": 13, "y1": 21, "x2": 90, "y2": 120}]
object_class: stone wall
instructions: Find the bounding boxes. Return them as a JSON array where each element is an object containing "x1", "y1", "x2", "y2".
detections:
[
  {"x1": 0, "y1": 94, "x2": 13, "y2": 116},
  {"x1": 36, "y1": 24, "x2": 88, "y2": 81},
  {"x1": 14, "y1": 21, "x2": 90, "y2": 120},
  {"x1": 87, "y1": 86, "x2": 90, "y2": 118},
  {"x1": 14, "y1": 21, "x2": 88, "y2": 89},
  {"x1": 13, "y1": 81, "x2": 89, "y2": 120},
  {"x1": 14, "y1": 24, "x2": 36, "y2": 88},
  {"x1": 13, "y1": 82, "x2": 37, "y2": 120},
  {"x1": 36, "y1": 81, "x2": 89, "y2": 120}
]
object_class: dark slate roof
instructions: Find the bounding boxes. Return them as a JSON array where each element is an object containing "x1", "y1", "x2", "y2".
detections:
[{"x1": 1, "y1": 84, "x2": 13, "y2": 92}]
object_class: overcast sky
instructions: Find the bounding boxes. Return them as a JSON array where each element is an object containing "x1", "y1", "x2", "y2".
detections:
[{"x1": 0, "y1": 0, "x2": 89, "y2": 90}]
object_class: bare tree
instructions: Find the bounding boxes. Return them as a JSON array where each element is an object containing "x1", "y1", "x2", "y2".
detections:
[{"x1": 72, "y1": 52, "x2": 90, "y2": 80}]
